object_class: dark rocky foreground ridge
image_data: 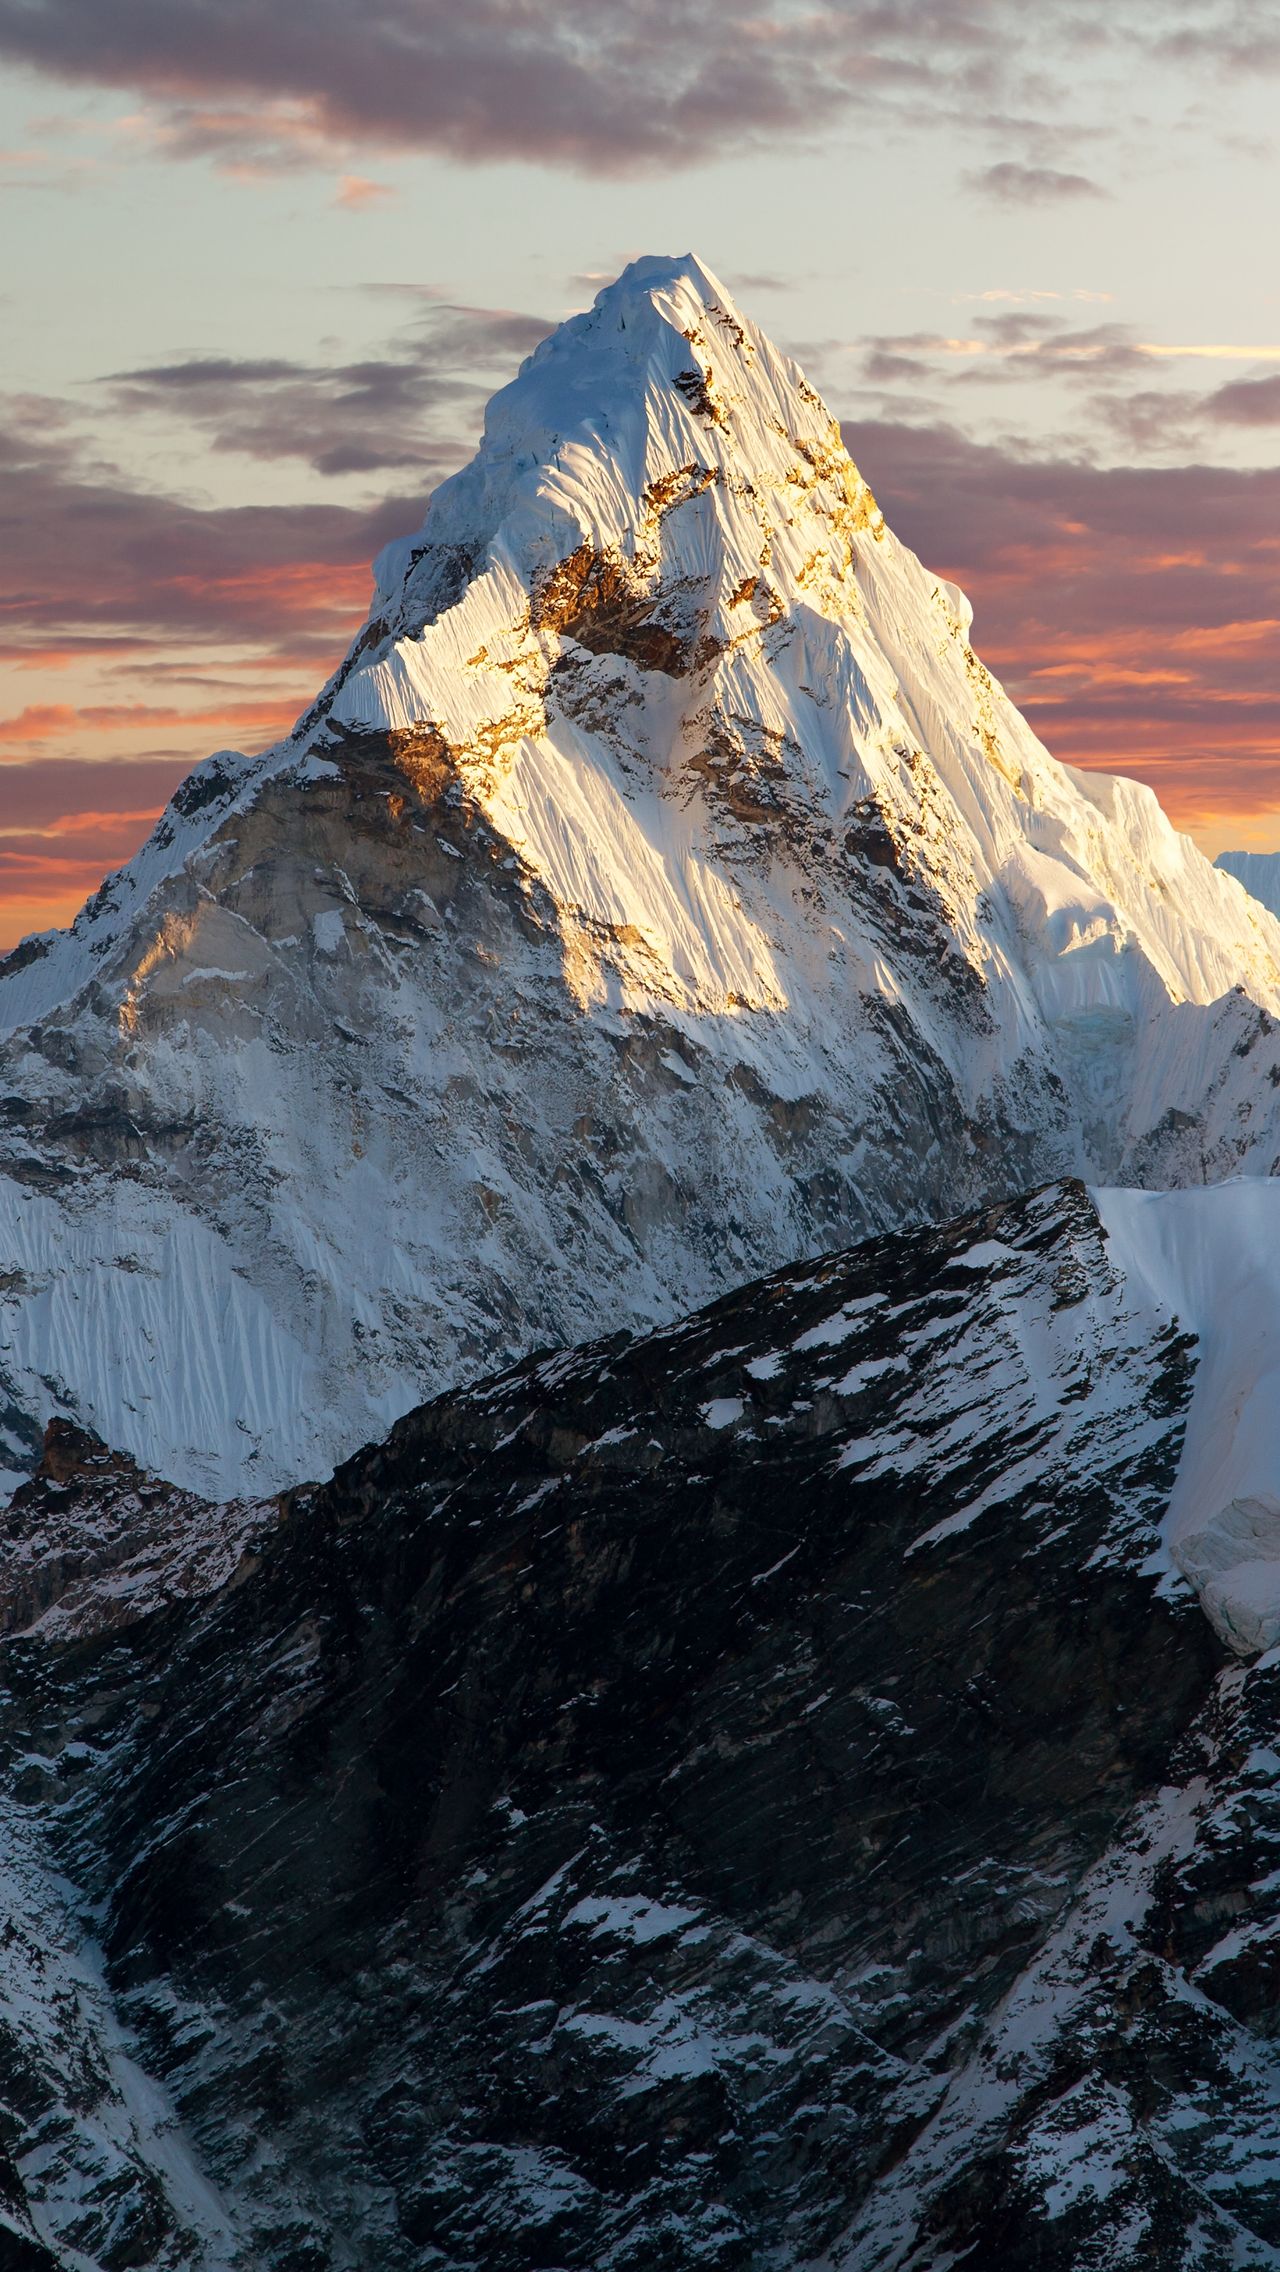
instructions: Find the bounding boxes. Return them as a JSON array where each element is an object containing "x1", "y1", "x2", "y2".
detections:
[{"x1": 1, "y1": 1181, "x2": 1279, "y2": 2268}]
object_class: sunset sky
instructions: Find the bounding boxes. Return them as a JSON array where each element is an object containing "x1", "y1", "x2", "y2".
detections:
[{"x1": 3, "y1": 0, "x2": 1280, "y2": 950}]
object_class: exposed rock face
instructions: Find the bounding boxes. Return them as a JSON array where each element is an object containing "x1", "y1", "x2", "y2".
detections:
[
  {"x1": 0, "y1": 1419, "x2": 268, "y2": 1643},
  {"x1": 4, "y1": 258, "x2": 1280, "y2": 1498},
  {"x1": 7, "y1": 1180, "x2": 1279, "y2": 2269}
]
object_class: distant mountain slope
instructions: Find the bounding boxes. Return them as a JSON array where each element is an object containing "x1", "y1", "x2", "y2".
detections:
[
  {"x1": 4, "y1": 255, "x2": 1280, "y2": 1497},
  {"x1": 8, "y1": 1177, "x2": 1272, "y2": 2272},
  {"x1": 1216, "y1": 846, "x2": 1280, "y2": 919}
]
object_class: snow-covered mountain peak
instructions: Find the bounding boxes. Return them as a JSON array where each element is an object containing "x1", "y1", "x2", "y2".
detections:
[
  {"x1": 7, "y1": 259, "x2": 1280, "y2": 1496},
  {"x1": 314, "y1": 251, "x2": 1280, "y2": 1029},
  {"x1": 367, "y1": 251, "x2": 865, "y2": 620},
  {"x1": 326, "y1": 247, "x2": 890, "y2": 834}
]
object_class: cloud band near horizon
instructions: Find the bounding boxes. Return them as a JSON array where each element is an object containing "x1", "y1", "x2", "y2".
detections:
[{"x1": 4, "y1": 407, "x2": 1280, "y2": 952}]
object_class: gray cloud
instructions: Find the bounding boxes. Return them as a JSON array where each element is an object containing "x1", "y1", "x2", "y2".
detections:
[
  {"x1": 725, "y1": 271, "x2": 797, "y2": 294},
  {"x1": 862, "y1": 347, "x2": 939, "y2": 388},
  {"x1": 1094, "y1": 386, "x2": 1209, "y2": 454},
  {"x1": 0, "y1": 299, "x2": 547, "y2": 688},
  {"x1": 851, "y1": 313, "x2": 1152, "y2": 403},
  {"x1": 1154, "y1": 0, "x2": 1280, "y2": 73},
  {"x1": 100, "y1": 303, "x2": 550, "y2": 479},
  {"x1": 1206, "y1": 371, "x2": 1280, "y2": 425},
  {"x1": 845, "y1": 308, "x2": 1280, "y2": 470},
  {"x1": 0, "y1": 0, "x2": 867, "y2": 173},
  {"x1": 0, "y1": 0, "x2": 1261, "y2": 176},
  {"x1": 966, "y1": 161, "x2": 1108, "y2": 203},
  {"x1": 0, "y1": 403, "x2": 417, "y2": 657}
]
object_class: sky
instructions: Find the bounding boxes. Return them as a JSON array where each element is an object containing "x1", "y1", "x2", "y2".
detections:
[{"x1": 3, "y1": 0, "x2": 1280, "y2": 950}]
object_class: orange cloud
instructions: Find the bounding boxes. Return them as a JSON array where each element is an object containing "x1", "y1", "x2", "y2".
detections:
[
  {"x1": 0, "y1": 818, "x2": 174, "y2": 951},
  {"x1": 0, "y1": 695, "x2": 297, "y2": 751},
  {"x1": 335, "y1": 172, "x2": 394, "y2": 209},
  {"x1": 77, "y1": 697, "x2": 294, "y2": 732},
  {"x1": 0, "y1": 704, "x2": 77, "y2": 743}
]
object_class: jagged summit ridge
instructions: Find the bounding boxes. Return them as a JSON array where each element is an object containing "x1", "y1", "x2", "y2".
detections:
[
  {"x1": 4, "y1": 258, "x2": 1280, "y2": 1495},
  {"x1": 338, "y1": 251, "x2": 886, "y2": 725}
]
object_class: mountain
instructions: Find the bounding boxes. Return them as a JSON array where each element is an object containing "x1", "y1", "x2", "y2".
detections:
[
  {"x1": 1216, "y1": 847, "x2": 1280, "y2": 920},
  {"x1": 13, "y1": 1176, "x2": 1280, "y2": 2272},
  {"x1": 6, "y1": 253, "x2": 1280, "y2": 1500}
]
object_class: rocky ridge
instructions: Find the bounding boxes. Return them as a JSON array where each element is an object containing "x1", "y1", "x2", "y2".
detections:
[{"x1": 3, "y1": 1182, "x2": 1280, "y2": 2268}]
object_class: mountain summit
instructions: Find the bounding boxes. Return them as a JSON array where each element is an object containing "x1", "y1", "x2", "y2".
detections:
[{"x1": 3, "y1": 253, "x2": 1280, "y2": 1496}]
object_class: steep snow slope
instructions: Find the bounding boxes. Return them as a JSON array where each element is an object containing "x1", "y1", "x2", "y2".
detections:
[
  {"x1": 1216, "y1": 846, "x2": 1280, "y2": 920},
  {"x1": 4, "y1": 253, "x2": 1280, "y2": 1496},
  {"x1": 1101, "y1": 1180, "x2": 1280, "y2": 1653}
]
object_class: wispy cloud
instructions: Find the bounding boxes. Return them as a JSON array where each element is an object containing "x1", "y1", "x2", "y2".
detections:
[
  {"x1": 0, "y1": 399, "x2": 414, "y2": 657},
  {"x1": 850, "y1": 313, "x2": 1151, "y2": 397},
  {"x1": 98, "y1": 300, "x2": 550, "y2": 477},
  {"x1": 860, "y1": 321, "x2": 1280, "y2": 378},
  {"x1": 0, "y1": 698, "x2": 293, "y2": 745},
  {"x1": 1138, "y1": 342, "x2": 1280, "y2": 360},
  {"x1": 966, "y1": 161, "x2": 1108, "y2": 203},
  {"x1": 830, "y1": 307, "x2": 1280, "y2": 470}
]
